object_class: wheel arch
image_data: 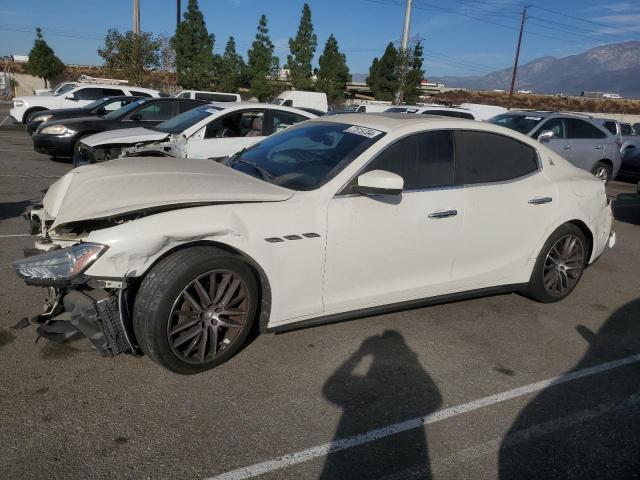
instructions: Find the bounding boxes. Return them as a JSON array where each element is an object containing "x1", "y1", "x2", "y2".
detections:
[
  {"x1": 566, "y1": 219, "x2": 594, "y2": 262},
  {"x1": 23, "y1": 106, "x2": 48, "y2": 124},
  {"x1": 140, "y1": 240, "x2": 272, "y2": 333}
]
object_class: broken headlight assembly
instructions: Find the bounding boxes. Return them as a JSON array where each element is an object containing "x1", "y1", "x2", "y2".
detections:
[{"x1": 12, "y1": 243, "x2": 107, "y2": 285}]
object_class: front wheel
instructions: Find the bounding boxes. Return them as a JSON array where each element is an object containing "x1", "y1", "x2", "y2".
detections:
[
  {"x1": 591, "y1": 161, "x2": 611, "y2": 183},
  {"x1": 133, "y1": 247, "x2": 258, "y2": 374},
  {"x1": 524, "y1": 224, "x2": 588, "y2": 303}
]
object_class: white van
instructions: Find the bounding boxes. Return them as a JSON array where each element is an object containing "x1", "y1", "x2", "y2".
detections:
[
  {"x1": 271, "y1": 91, "x2": 328, "y2": 113},
  {"x1": 174, "y1": 90, "x2": 241, "y2": 102}
]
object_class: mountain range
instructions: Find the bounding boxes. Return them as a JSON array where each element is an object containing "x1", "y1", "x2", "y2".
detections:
[{"x1": 353, "y1": 41, "x2": 640, "y2": 98}]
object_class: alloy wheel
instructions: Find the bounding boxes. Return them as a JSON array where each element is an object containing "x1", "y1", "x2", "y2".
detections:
[
  {"x1": 543, "y1": 234, "x2": 585, "y2": 297},
  {"x1": 593, "y1": 166, "x2": 609, "y2": 182},
  {"x1": 167, "y1": 269, "x2": 250, "y2": 364}
]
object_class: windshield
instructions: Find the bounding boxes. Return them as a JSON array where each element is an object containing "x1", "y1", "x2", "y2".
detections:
[
  {"x1": 228, "y1": 122, "x2": 385, "y2": 191},
  {"x1": 53, "y1": 83, "x2": 76, "y2": 96},
  {"x1": 82, "y1": 97, "x2": 111, "y2": 110},
  {"x1": 151, "y1": 105, "x2": 224, "y2": 134},
  {"x1": 488, "y1": 113, "x2": 544, "y2": 135},
  {"x1": 103, "y1": 99, "x2": 147, "y2": 119}
]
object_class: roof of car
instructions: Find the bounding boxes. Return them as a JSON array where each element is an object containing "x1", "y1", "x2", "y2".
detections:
[{"x1": 314, "y1": 112, "x2": 478, "y2": 131}]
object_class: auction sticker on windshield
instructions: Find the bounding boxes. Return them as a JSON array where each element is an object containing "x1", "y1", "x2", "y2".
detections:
[
  {"x1": 344, "y1": 125, "x2": 384, "y2": 138},
  {"x1": 525, "y1": 116, "x2": 542, "y2": 121}
]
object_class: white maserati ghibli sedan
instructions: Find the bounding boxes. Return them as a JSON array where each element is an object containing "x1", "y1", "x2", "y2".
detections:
[{"x1": 13, "y1": 114, "x2": 615, "y2": 374}]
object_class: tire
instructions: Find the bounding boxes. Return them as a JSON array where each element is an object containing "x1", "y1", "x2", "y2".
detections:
[
  {"x1": 591, "y1": 161, "x2": 612, "y2": 183},
  {"x1": 524, "y1": 223, "x2": 589, "y2": 303},
  {"x1": 132, "y1": 246, "x2": 258, "y2": 374}
]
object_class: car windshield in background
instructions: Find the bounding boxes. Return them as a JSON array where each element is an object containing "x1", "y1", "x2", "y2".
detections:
[
  {"x1": 82, "y1": 97, "x2": 111, "y2": 110},
  {"x1": 53, "y1": 83, "x2": 76, "y2": 96},
  {"x1": 151, "y1": 105, "x2": 224, "y2": 134},
  {"x1": 229, "y1": 122, "x2": 385, "y2": 191},
  {"x1": 489, "y1": 113, "x2": 544, "y2": 134},
  {"x1": 386, "y1": 107, "x2": 418, "y2": 113},
  {"x1": 103, "y1": 99, "x2": 147, "y2": 119}
]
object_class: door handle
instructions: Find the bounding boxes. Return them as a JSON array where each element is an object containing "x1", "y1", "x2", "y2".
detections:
[
  {"x1": 594, "y1": 145, "x2": 603, "y2": 150},
  {"x1": 428, "y1": 209, "x2": 458, "y2": 219},
  {"x1": 528, "y1": 197, "x2": 553, "y2": 205},
  {"x1": 563, "y1": 145, "x2": 572, "y2": 150}
]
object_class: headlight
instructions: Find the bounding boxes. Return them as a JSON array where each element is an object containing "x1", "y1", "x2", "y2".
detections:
[
  {"x1": 13, "y1": 100, "x2": 24, "y2": 107},
  {"x1": 33, "y1": 114, "x2": 52, "y2": 123},
  {"x1": 41, "y1": 124, "x2": 76, "y2": 135},
  {"x1": 12, "y1": 243, "x2": 107, "y2": 284}
]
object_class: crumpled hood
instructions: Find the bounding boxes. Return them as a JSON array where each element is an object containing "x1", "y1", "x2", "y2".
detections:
[
  {"x1": 81, "y1": 127, "x2": 169, "y2": 147},
  {"x1": 44, "y1": 156, "x2": 294, "y2": 228}
]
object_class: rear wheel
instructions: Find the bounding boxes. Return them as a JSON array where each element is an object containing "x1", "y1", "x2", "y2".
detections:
[
  {"x1": 591, "y1": 161, "x2": 611, "y2": 183},
  {"x1": 524, "y1": 224, "x2": 588, "y2": 303},
  {"x1": 133, "y1": 246, "x2": 258, "y2": 374}
]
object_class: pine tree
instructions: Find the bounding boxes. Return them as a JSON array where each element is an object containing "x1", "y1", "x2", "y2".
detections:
[
  {"x1": 367, "y1": 42, "x2": 399, "y2": 101},
  {"x1": 403, "y1": 42, "x2": 424, "y2": 104},
  {"x1": 171, "y1": 0, "x2": 215, "y2": 89},
  {"x1": 216, "y1": 37, "x2": 244, "y2": 92},
  {"x1": 316, "y1": 35, "x2": 350, "y2": 106},
  {"x1": 287, "y1": 3, "x2": 317, "y2": 91},
  {"x1": 26, "y1": 28, "x2": 65, "y2": 88},
  {"x1": 247, "y1": 15, "x2": 279, "y2": 101}
]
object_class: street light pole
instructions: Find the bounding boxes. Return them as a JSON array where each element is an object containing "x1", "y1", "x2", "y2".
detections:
[
  {"x1": 508, "y1": 5, "x2": 528, "y2": 110},
  {"x1": 133, "y1": 0, "x2": 141, "y2": 36},
  {"x1": 176, "y1": 0, "x2": 181, "y2": 30},
  {"x1": 394, "y1": 0, "x2": 413, "y2": 105}
]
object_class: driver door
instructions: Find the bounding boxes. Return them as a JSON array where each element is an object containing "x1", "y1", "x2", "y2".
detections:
[
  {"x1": 323, "y1": 130, "x2": 465, "y2": 313},
  {"x1": 535, "y1": 118, "x2": 573, "y2": 160},
  {"x1": 186, "y1": 109, "x2": 266, "y2": 159}
]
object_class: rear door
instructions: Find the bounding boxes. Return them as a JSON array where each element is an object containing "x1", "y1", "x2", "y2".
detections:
[
  {"x1": 535, "y1": 117, "x2": 572, "y2": 160},
  {"x1": 263, "y1": 109, "x2": 312, "y2": 135},
  {"x1": 565, "y1": 118, "x2": 608, "y2": 172},
  {"x1": 451, "y1": 130, "x2": 556, "y2": 289}
]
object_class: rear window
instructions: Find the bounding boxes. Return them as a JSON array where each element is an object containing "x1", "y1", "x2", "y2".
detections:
[
  {"x1": 488, "y1": 113, "x2": 544, "y2": 135},
  {"x1": 454, "y1": 130, "x2": 538, "y2": 184}
]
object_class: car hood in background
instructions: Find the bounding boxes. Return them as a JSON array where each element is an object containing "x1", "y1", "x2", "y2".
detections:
[
  {"x1": 43, "y1": 156, "x2": 294, "y2": 228},
  {"x1": 81, "y1": 127, "x2": 170, "y2": 147}
]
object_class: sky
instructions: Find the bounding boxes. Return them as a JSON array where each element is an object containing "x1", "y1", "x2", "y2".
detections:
[{"x1": 0, "y1": 0, "x2": 638, "y2": 78}]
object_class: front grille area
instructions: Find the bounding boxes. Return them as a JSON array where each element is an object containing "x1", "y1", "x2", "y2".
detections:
[{"x1": 95, "y1": 293, "x2": 131, "y2": 356}]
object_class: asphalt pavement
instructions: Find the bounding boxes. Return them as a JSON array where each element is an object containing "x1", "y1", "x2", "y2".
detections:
[{"x1": 1, "y1": 102, "x2": 640, "y2": 480}]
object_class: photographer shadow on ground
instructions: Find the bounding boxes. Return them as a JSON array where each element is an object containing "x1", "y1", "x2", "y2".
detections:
[
  {"x1": 320, "y1": 330, "x2": 442, "y2": 479},
  {"x1": 499, "y1": 298, "x2": 640, "y2": 479}
]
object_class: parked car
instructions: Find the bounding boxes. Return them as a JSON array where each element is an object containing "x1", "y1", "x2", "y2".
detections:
[
  {"x1": 337, "y1": 103, "x2": 391, "y2": 113},
  {"x1": 34, "y1": 81, "x2": 76, "y2": 96},
  {"x1": 173, "y1": 90, "x2": 241, "y2": 102},
  {"x1": 517, "y1": 89, "x2": 533, "y2": 94},
  {"x1": 31, "y1": 97, "x2": 206, "y2": 160},
  {"x1": 619, "y1": 122, "x2": 639, "y2": 158},
  {"x1": 9, "y1": 83, "x2": 160, "y2": 124},
  {"x1": 271, "y1": 90, "x2": 328, "y2": 113},
  {"x1": 620, "y1": 147, "x2": 640, "y2": 179},
  {"x1": 385, "y1": 105, "x2": 477, "y2": 120},
  {"x1": 15, "y1": 114, "x2": 614, "y2": 374},
  {"x1": 488, "y1": 111, "x2": 621, "y2": 182},
  {"x1": 77, "y1": 103, "x2": 317, "y2": 163},
  {"x1": 26, "y1": 96, "x2": 143, "y2": 134}
]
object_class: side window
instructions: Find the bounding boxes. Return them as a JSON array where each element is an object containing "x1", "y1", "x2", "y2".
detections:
[
  {"x1": 269, "y1": 111, "x2": 309, "y2": 134},
  {"x1": 362, "y1": 131, "x2": 455, "y2": 190},
  {"x1": 620, "y1": 124, "x2": 632, "y2": 136},
  {"x1": 73, "y1": 88, "x2": 105, "y2": 100},
  {"x1": 602, "y1": 121, "x2": 618, "y2": 135},
  {"x1": 129, "y1": 102, "x2": 174, "y2": 121},
  {"x1": 101, "y1": 88, "x2": 125, "y2": 97},
  {"x1": 103, "y1": 100, "x2": 128, "y2": 112},
  {"x1": 567, "y1": 119, "x2": 606, "y2": 139},
  {"x1": 130, "y1": 90, "x2": 153, "y2": 98},
  {"x1": 454, "y1": 130, "x2": 538, "y2": 185},
  {"x1": 537, "y1": 118, "x2": 566, "y2": 139},
  {"x1": 204, "y1": 110, "x2": 265, "y2": 139}
]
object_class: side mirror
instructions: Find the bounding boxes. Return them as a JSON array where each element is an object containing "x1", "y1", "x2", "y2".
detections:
[
  {"x1": 538, "y1": 130, "x2": 555, "y2": 142},
  {"x1": 356, "y1": 170, "x2": 403, "y2": 196},
  {"x1": 65, "y1": 94, "x2": 77, "y2": 101}
]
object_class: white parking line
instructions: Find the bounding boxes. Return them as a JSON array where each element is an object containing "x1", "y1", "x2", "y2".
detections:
[
  {"x1": 207, "y1": 353, "x2": 640, "y2": 480},
  {"x1": 0, "y1": 233, "x2": 32, "y2": 238}
]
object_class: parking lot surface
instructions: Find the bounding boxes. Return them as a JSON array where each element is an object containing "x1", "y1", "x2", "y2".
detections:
[{"x1": 1, "y1": 102, "x2": 640, "y2": 480}]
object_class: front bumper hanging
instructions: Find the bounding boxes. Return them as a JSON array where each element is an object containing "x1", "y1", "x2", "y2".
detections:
[{"x1": 35, "y1": 288, "x2": 135, "y2": 357}]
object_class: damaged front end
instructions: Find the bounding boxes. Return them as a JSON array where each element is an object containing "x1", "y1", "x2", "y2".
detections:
[{"x1": 13, "y1": 243, "x2": 139, "y2": 357}]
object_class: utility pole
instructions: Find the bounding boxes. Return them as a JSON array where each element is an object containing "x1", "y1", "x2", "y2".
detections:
[
  {"x1": 394, "y1": 0, "x2": 413, "y2": 105},
  {"x1": 508, "y1": 5, "x2": 528, "y2": 110},
  {"x1": 133, "y1": 0, "x2": 141, "y2": 36},
  {"x1": 176, "y1": 0, "x2": 181, "y2": 30}
]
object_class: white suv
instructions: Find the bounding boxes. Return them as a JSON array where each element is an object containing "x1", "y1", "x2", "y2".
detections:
[{"x1": 10, "y1": 84, "x2": 161, "y2": 124}]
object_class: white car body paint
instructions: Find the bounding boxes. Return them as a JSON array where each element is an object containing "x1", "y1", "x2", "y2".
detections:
[
  {"x1": 9, "y1": 84, "x2": 160, "y2": 123},
  {"x1": 80, "y1": 103, "x2": 316, "y2": 160},
  {"x1": 37, "y1": 115, "x2": 613, "y2": 329}
]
